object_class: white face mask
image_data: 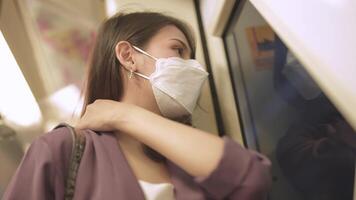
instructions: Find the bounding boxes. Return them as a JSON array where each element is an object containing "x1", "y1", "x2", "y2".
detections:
[{"x1": 131, "y1": 45, "x2": 209, "y2": 119}]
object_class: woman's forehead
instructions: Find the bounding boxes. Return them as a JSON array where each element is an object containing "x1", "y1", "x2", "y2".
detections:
[{"x1": 149, "y1": 25, "x2": 192, "y2": 53}]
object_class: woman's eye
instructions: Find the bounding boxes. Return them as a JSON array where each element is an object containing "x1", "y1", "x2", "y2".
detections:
[{"x1": 173, "y1": 47, "x2": 184, "y2": 56}]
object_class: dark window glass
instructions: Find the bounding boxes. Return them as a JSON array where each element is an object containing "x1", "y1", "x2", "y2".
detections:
[{"x1": 224, "y1": 1, "x2": 356, "y2": 200}]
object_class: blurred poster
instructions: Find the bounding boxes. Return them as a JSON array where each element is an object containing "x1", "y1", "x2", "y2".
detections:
[
  {"x1": 18, "y1": 0, "x2": 97, "y2": 92},
  {"x1": 245, "y1": 25, "x2": 275, "y2": 70}
]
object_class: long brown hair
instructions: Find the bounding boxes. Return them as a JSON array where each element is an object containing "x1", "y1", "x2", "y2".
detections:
[{"x1": 80, "y1": 11, "x2": 196, "y2": 162}]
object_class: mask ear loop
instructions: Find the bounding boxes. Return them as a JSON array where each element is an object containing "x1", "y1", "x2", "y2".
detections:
[
  {"x1": 127, "y1": 68, "x2": 148, "y2": 80},
  {"x1": 133, "y1": 71, "x2": 149, "y2": 79},
  {"x1": 131, "y1": 45, "x2": 158, "y2": 80},
  {"x1": 132, "y1": 46, "x2": 158, "y2": 61}
]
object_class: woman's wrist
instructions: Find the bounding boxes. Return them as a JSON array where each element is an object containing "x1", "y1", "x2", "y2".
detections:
[{"x1": 111, "y1": 103, "x2": 147, "y2": 133}]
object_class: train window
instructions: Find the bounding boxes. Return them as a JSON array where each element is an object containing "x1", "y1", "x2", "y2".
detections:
[{"x1": 223, "y1": 1, "x2": 356, "y2": 199}]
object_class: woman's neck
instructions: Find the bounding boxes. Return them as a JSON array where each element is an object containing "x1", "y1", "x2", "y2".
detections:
[
  {"x1": 119, "y1": 76, "x2": 161, "y2": 116},
  {"x1": 116, "y1": 83, "x2": 164, "y2": 162},
  {"x1": 116, "y1": 132, "x2": 143, "y2": 155}
]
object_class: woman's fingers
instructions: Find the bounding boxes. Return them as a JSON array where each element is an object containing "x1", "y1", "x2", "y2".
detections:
[{"x1": 75, "y1": 99, "x2": 127, "y2": 131}]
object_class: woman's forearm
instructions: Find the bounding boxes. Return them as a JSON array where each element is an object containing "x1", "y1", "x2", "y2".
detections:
[{"x1": 116, "y1": 108, "x2": 225, "y2": 178}]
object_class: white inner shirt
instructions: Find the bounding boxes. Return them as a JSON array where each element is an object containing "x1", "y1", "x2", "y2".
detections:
[{"x1": 138, "y1": 180, "x2": 175, "y2": 200}]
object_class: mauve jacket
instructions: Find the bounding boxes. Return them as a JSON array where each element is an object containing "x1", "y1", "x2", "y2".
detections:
[{"x1": 3, "y1": 126, "x2": 271, "y2": 200}]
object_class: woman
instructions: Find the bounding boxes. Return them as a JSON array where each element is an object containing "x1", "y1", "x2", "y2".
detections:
[{"x1": 3, "y1": 12, "x2": 271, "y2": 200}]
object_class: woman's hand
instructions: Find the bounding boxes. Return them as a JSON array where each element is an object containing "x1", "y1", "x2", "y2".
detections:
[
  {"x1": 76, "y1": 99, "x2": 225, "y2": 179},
  {"x1": 76, "y1": 99, "x2": 139, "y2": 132}
]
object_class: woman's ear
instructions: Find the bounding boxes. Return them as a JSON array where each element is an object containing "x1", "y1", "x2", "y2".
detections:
[{"x1": 115, "y1": 41, "x2": 137, "y2": 72}]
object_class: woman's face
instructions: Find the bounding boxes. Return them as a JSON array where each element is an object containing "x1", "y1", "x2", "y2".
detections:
[
  {"x1": 133, "y1": 25, "x2": 192, "y2": 77},
  {"x1": 118, "y1": 25, "x2": 193, "y2": 115}
]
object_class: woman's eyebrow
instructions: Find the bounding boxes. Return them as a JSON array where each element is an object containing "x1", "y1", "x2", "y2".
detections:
[{"x1": 170, "y1": 38, "x2": 191, "y2": 54}]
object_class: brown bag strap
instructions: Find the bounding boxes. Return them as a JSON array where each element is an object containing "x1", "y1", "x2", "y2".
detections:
[{"x1": 53, "y1": 123, "x2": 86, "y2": 200}]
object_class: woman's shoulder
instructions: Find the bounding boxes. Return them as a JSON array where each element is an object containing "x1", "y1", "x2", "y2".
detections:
[
  {"x1": 37, "y1": 125, "x2": 74, "y2": 152},
  {"x1": 28, "y1": 125, "x2": 74, "y2": 170},
  {"x1": 2, "y1": 125, "x2": 75, "y2": 199}
]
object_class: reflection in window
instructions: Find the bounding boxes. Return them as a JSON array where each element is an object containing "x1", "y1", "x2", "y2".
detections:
[
  {"x1": 274, "y1": 36, "x2": 355, "y2": 200},
  {"x1": 224, "y1": 1, "x2": 356, "y2": 200}
]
